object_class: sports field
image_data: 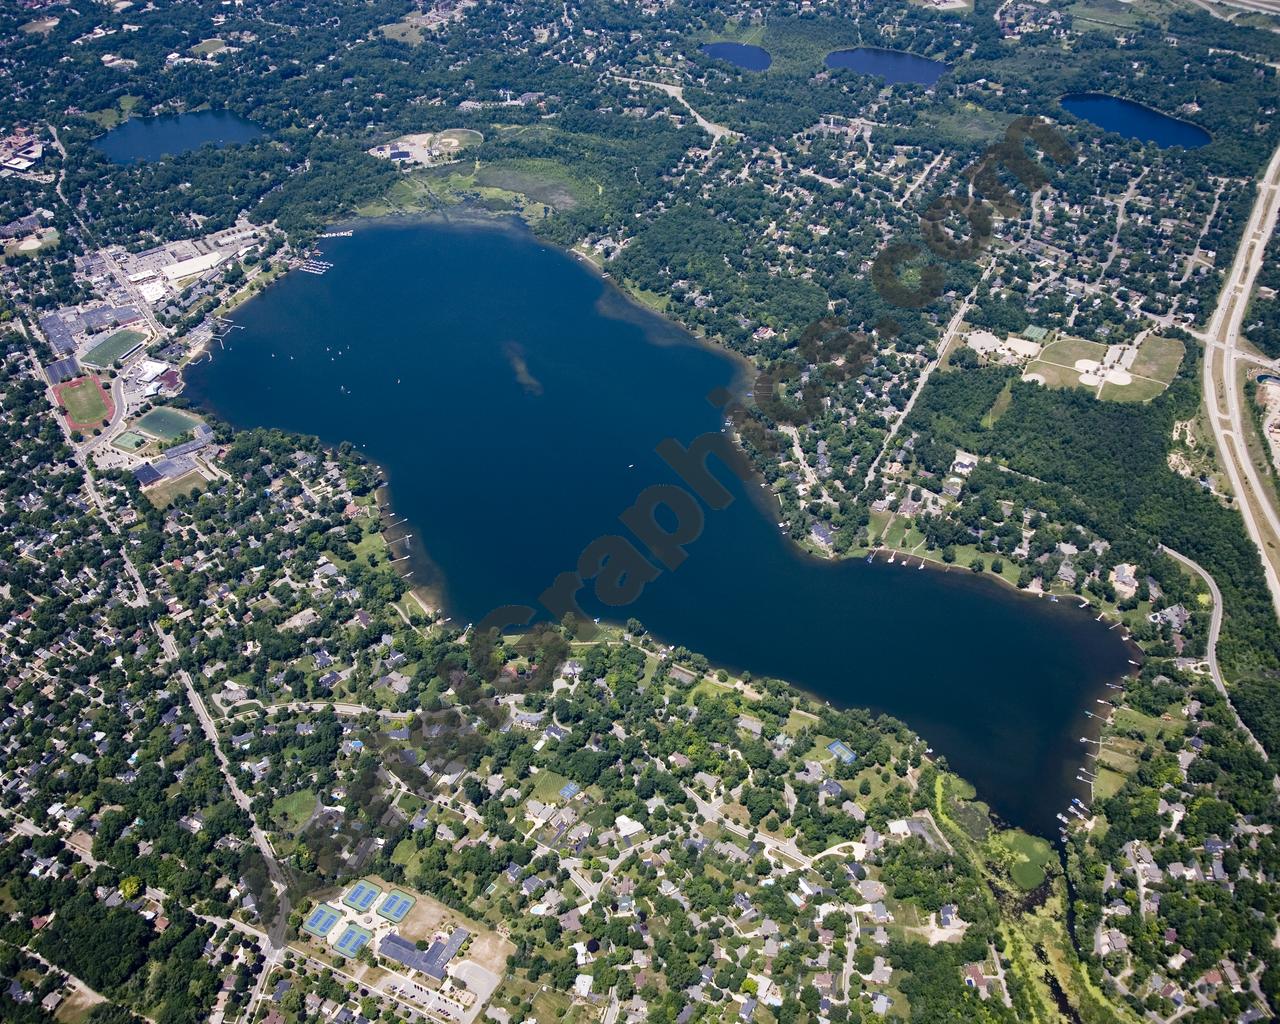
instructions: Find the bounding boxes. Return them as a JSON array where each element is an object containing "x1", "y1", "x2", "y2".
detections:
[
  {"x1": 333, "y1": 924, "x2": 373, "y2": 957},
  {"x1": 343, "y1": 879, "x2": 382, "y2": 912},
  {"x1": 377, "y1": 890, "x2": 417, "y2": 923},
  {"x1": 56, "y1": 376, "x2": 111, "y2": 428},
  {"x1": 113, "y1": 430, "x2": 148, "y2": 451},
  {"x1": 84, "y1": 328, "x2": 146, "y2": 368},
  {"x1": 135, "y1": 406, "x2": 203, "y2": 441},
  {"x1": 303, "y1": 904, "x2": 341, "y2": 938}
]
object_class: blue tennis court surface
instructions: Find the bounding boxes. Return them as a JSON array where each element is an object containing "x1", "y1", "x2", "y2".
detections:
[
  {"x1": 343, "y1": 880, "x2": 382, "y2": 912},
  {"x1": 377, "y1": 890, "x2": 416, "y2": 923},
  {"x1": 333, "y1": 924, "x2": 372, "y2": 956},
  {"x1": 559, "y1": 781, "x2": 581, "y2": 800},
  {"x1": 303, "y1": 904, "x2": 340, "y2": 937}
]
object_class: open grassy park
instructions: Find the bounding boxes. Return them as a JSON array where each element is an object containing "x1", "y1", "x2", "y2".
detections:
[{"x1": 1024, "y1": 334, "x2": 1183, "y2": 401}]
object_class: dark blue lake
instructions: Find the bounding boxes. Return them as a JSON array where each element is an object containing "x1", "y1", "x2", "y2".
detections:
[
  {"x1": 825, "y1": 47, "x2": 948, "y2": 86},
  {"x1": 185, "y1": 217, "x2": 1133, "y2": 836},
  {"x1": 701, "y1": 41, "x2": 772, "y2": 71},
  {"x1": 1060, "y1": 94, "x2": 1210, "y2": 149},
  {"x1": 93, "y1": 109, "x2": 263, "y2": 163}
]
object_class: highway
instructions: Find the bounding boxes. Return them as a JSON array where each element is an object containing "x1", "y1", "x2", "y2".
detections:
[{"x1": 1199, "y1": 140, "x2": 1280, "y2": 620}]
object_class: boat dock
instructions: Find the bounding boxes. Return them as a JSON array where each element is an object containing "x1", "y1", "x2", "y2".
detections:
[{"x1": 299, "y1": 257, "x2": 334, "y2": 275}]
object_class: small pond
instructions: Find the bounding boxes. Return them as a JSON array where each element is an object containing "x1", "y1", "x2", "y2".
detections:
[
  {"x1": 824, "y1": 47, "x2": 948, "y2": 86},
  {"x1": 1060, "y1": 94, "x2": 1210, "y2": 149},
  {"x1": 93, "y1": 109, "x2": 263, "y2": 164},
  {"x1": 700, "y1": 41, "x2": 772, "y2": 71}
]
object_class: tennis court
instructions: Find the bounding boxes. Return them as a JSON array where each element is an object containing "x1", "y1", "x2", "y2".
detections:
[
  {"x1": 333, "y1": 924, "x2": 372, "y2": 957},
  {"x1": 113, "y1": 430, "x2": 148, "y2": 451},
  {"x1": 303, "y1": 904, "x2": 341, "y2": 938},
  {"x1": 343, "y1": 879, "x2": 382, "y2": 912},
  {"x1": 377, "y1": 890, "x2": 417, "y2": 923},
  {"x1": 84, "y1": 328, "x2": 146, "y2": 368},
  {"x1": 135, "y1": 406, "x2": 203, "y2": 441}
]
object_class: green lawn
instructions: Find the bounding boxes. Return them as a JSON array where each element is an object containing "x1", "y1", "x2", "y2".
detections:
[
  {"x1": 272, "y1": 789, "x2": 318, "y2": 832},
  {"x1": 1024, "y1": 360, "x2": 1082, "y2": 390},
  {"x1": 1038, "y1": 337, "x2": 1109, "y2": 367},
  {"x1": 189, "y1": 37, "x2": 226, "y2": 56},
  {"x1": 60, "y1": 377, "x2": 109, "y2": 425},
  {"x1": 144, "y1": 470, "x2": 207, "y2": 507},
  {"x1": 83, "y1": 328, "x2": 146, "y2": 368},
  {"x1": 1129, "y1": 336, "x2": 1184, "y2": 383},
  {"x1": 1099, "y1": 376, "x2": 1167, "y2": 402},
  {"x1": 530, "y1": 769, "x2": 573, "y2": 803},
  {"x1": 438, "y1": 128, "x2": 484, "y2": 149}
]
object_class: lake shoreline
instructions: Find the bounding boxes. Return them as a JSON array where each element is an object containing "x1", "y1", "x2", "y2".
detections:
[
  {"x1": 184, "y1": 212, "x2": 1137, "y2": 835},
  {"x1": 208, "y1": 204, "x2": 1141, "y2": 640}
]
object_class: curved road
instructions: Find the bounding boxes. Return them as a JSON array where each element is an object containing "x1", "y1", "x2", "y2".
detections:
[{"x1": 1159, "y1": 545, "x2": 1275, "y2": 786}]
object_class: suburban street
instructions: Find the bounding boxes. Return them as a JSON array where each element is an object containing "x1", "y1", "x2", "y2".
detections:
[
  {"x1": 1200, "y1": 140, "x2": 1280, "y2": 619},
  {"x1": 1158, "y1": 545, "x2": 1277, "y2": 790}
]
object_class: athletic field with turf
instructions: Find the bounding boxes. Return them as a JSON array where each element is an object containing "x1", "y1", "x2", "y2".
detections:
[
  {"x1": 55, "y1": 375, "x2": 113, "y2": 429},
  {"x1": 135, "y1": 406, "x2": 203, "y2": 442},
  {"x1": 83, "y1": 328, "x2": 146, "y2": 368}
]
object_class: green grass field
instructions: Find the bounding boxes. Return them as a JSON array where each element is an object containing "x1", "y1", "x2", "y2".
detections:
[
  {"x1": 530, "y1": 769, "x2": 573, "y2": 803},
  {"x1": 438, "y1": 128, "x2": 484, "y2": 149},
  {"x1": 1023, "y1": 359, "x2": 1082, "y2": 390},
  {"x1": 60, "y1": 378, "x2": 109, "y2": 425},
  {"x1": 1129, "y1": 336, "x2": 1184, "y2": 383},
  {"x1": 189, "y1": 37, "x2": 226, "y2": 56},
  {"x1": 1039, "y1": 337, "x2": 1109, "y2": 367},
  {"x1": 144, "y1": 470, "x2": 206, "y2": 507},
  {"x1": 1099, "y1": 376, "x2": 1167, "y2": 402},
  {"x1": 135, "y1": 406, "x2": 203, "y2": 441},
  {"x1": 272, "y1": 789, "x2": 318, "y2": 832},
  {"x1": 84, "y1": 328, "x2": 146, "y2": 367}
]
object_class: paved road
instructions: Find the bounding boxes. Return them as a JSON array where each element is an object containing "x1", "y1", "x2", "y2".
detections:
[
  {"x1": 29, "y1": 335, "x2": 294, "y2": 1013},
  {"x1": 1199, "y1": 140, "x2": 1280, "y2": 620},
  {"x1": 862, "y1": 274, "x2": 986, "y2": 490},
  {"x1": 48, "y1": 124, "x2": 166, "y2": 340},
  {"x1": 1158, "y1": 545, "x2": 1275, "y2": 781},
  {"x1": 612, "y1": 76, "x2": 739, "y2": 144}
]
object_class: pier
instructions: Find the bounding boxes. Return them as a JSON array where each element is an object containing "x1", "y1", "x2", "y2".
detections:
[{"x1": 299, "y1": 257, "x2": 334, "y2": 275}]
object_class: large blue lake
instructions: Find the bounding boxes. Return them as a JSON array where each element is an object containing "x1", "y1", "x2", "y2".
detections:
[
  {"x1": 1060, "y1": 93, "x2": 1210, "y2": 149},
  {"x1": 93, "y1": 109, "x2": 262, "y2": 163},
  {"x1": 185, "y1": 218, "x2": 1134, "y2": 836},
  {"x1": 825, "y1": 47, "x2": 948, "y2": 86},
  {"x1": 701, "y1": 41, "x2": 773, "y2": 71}
]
